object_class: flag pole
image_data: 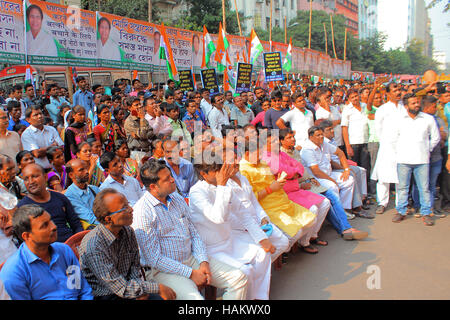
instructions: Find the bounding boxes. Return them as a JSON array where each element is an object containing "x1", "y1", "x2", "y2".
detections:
[
  {"x1": 323, "y1": 22, "x2": 328, "y2": 56},
  {"x1": 284, "y1": 16, "x2": 287, "y2": 44},
  {"x1": 60, "y1": 0, "x2": 73, "y2": 103},
  {"x1": 234, "y1": 0, "x2": 242, "y2": 36},
  {"x1": 344, "y1": 27, "x2": 347, "y2": 61},
  {"x1": 222, "y1": 0, "x2": 226, "y2": 33},
  {"x1": 308, "y1": 0, "x2": 312, "y2": 49},
  {"x1": 269, "y1": 0, "x2": 273, "y2": 50},
  {"x1": 330, "y1": 14, "x2": 337, "y2": 59}
]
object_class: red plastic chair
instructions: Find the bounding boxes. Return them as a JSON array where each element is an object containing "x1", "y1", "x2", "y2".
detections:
[
  {"x1": 64, "y1": 230, "x2": 91, "y2": 260},
  {"x1": 0, "y1": 262, "x2": 4, "y2": 271}
]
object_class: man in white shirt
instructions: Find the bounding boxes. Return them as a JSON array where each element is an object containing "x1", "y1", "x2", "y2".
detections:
[
  {"x1": 144, "y1": 96, "x2": 172, "y2": 137},
  {"x1": 207, "y1": 93, "x2": 230, "y2": 139},
  {"x1": 301, "y1": 126, "x2": 355, "y2": 210},
  {"x1": 21, "y1": 106, "x2": 64, "y2": 169},
  {"x1": 99, "y1": 152, "x2": 144, "y2": 207},
  {"x1": 189, "y1": 160, "x2": 273, "y2": 300},
  {"x1": 371, "y1": 83, "x2": 406, "y2": 214},
  {"x1": 26, "y1": 5, "x2": 58, "y2": 57},
  {"x1": 200, "y1": 89, "x2": 214, "y2": 122},
  {"x1": 97, "y1": 17, "x2": 121, "y2": 61},
  {"x1": 392, "y1": 93, "x2": 440, "y2": 226},
  {"x1": 276, "y1": 92, "x2": 314, "y2": 147},
  {"x1": 315, "y1": 87, "x2": 343, "y2": 147}
]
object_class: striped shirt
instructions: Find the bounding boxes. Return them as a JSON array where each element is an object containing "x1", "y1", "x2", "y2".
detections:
[
  {"x1": 131, "y1": 191, "x2": 208, "y2": 279},
  {"x1": 79, "y1": 224, "x2": 159, "y2": 299}
]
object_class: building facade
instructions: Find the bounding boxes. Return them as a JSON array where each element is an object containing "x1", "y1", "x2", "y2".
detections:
[
  {"x1": 231, "y1": 0, "x2": 298, "y2": 34},
  {"x1": 358, "y1": 0, "x2": 377, "y2": 40},
  {"x1": 408, "y1": 0, "x2": 433, "y2": 58}
]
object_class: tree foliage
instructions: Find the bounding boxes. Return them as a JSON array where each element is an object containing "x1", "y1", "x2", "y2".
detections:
[{"x1": 81, "y1": 0, "x2": 150, "y2": 22}]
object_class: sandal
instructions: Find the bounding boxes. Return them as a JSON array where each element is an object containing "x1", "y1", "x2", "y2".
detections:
[
  {"x1": 310, "y1": 238, "x2": 328, "y2": 246},
  {"x1": 301, "y1": 245, "x2": 318, "y2": 254}
]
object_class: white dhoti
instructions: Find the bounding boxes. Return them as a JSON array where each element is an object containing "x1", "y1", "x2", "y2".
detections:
[
  {"x1": 299, "y1": 198, "x2": 330, "y2": 246},
  {"x1": 371, "y1": 141, "x2": 398, "y2": 207},
  {"x1": 209, "y1": 233, "x2": 272, "y2": 300},
  {"x1": 317, "y1": 172, "x2": 355, "y2": 209},
  {"x1": 266, "y1": 223, "x2": 290, "y2": 262}
]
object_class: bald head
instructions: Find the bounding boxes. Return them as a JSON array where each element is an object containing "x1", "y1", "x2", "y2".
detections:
[{"x1": 67, "y1": 158, "x2": 89, "y2": 188}]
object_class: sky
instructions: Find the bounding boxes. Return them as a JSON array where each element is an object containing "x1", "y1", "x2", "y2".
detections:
[{"x1": 378, "y1": 0, "x2": 450, "y2": 62}]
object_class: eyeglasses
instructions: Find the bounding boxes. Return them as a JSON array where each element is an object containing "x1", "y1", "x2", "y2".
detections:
[{"x1": 107, "y1": 204, "x2": 132, "y2": 216}]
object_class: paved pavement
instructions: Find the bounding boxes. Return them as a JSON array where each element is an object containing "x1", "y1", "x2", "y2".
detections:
[{"x1": 269, "y1": 200, "x2": 450, "y2": 300}]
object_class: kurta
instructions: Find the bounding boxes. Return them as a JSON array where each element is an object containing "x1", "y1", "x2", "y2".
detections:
[
  {"x1": 262, "y1": 151, "x2": 325, "y2": 209},
  {"x1": 239, "y1": 159, "x2": 316, "y2": 237}
]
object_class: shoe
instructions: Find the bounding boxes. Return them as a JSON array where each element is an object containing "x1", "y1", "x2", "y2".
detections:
[
  {"x1": 392, "y1": 213, "x2": 406, "y2": 223},
  {"x1": 342, "y1": 229, "x2": 369, "y2": 240},
  {"x1": 433, "y1": 209, "x2": 446, "y2": 218},
  {"x1": 354, "y1": 210, "x2": 375, "y2": 219},
  {"x1": 301, "y1": 245, "x2": 319, "y2": 254},
  {"x1": 345, "y1": 212, "x2": 356, "y2": 220},
  {"x1": 375, "y1": 205, "x2": 385, "y2": 214},
  {"x1": 422, "y1": 215, "x2": 434, "y2": 226}
]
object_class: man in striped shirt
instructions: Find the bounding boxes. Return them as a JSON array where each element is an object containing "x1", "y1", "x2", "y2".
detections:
[{"x1": 131, "y1": 159, "x2": 248, "y2": 300}]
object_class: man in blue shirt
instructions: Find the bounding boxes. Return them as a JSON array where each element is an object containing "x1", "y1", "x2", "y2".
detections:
[
  {"x1": 0, "y1": 204, "x2": 93, "y2": 300},
  {"x1": 163, "y1": 140, "x2": 197, "y2": 198},
  {"x1": 6, "y1": 100, "x2": 29, "y2": 131},
  {"x1": 45, "y1": 84, "x2": 67, "y2": 123},
  {"x1": 65, "y1": 159, "x2": 100, "y2": 228},
  {"x1": 73, "y1": 76, "x2": 94, "y2": 115}
]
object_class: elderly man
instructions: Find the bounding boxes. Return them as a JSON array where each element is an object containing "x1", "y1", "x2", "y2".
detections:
[
  {"x1": 0, "y1": 109, "x2": 23, "y2": 164},
  {"x1": 144, "y1": 96, "x2": 172, "y2": 137},
  {"x1": 392, "y1": 93, "x2": 440, "y2": 226},
  {"x1": 64, "y1": 159, "x2": 100, "y2": 229},
  {"x1": 131, "y1": 159, "x2": 248, "y2": 300},
  {"x1": 21, "y1": 106, "x2": 64, "y2": 169},
  {"x1": 0, "y1": 155, "x2": 26, "y2": 200},
  {"x1": 163, "y1": 140, "x2": 197, "y2": 198},
  {"x1": 301, "y1": 126, "x2": 355, "y2": 212},
  {"x1": 18, "y1": 164, "x2": 83, "y2": 242},
  {"x1": 0, "y1": 204, "x2": 93, "y2": 300},
  {"x1": 190, "y1": 159, "x2": 273, "y2": 300},
  {"x1": 78, "y1": 188, "x2": 176, "y2": 300}
]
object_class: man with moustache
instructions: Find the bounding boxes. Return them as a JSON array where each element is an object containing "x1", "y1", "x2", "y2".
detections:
[
  {"x1": 65, "y1": 159, "x2": 101, "y2": 229},
  {"x1": 0, "y1": 204, "x2": 93, "y2": 300},
  {"x1": 391, "y1": 93, "x2": 440, "y2": 226}
]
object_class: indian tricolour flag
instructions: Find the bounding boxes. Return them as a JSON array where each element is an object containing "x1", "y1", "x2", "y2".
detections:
[
  {"x1": 158, "y1": 23, "x2": 179, "y2": 82},
  {"x1": 201, "y1": 25, "x2": 216, "y2": 69},
  {"x1": 215, "y1": 22, "x2": 231, "y2": 73},
  {"x1": 283, "y1": 38, "x2": 293, "y2": 72},
  {"x1": 24, "y1": 65, "x2": 36, "y2": 96},
  {"x1": 249, "y1": 29, "x2": 264, "y2": 65}
]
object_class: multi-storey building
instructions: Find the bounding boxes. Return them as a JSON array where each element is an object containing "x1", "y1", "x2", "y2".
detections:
[
  {"x1": 358, "y1": 0, "x2": 377, "y2": 40},
  {"x1": 408, "y1": 0, "x2": 433, "y2": 58}
]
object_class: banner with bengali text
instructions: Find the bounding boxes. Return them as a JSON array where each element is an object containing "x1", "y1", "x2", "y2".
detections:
[{"x1": 0, "y1": 0, "x2": 25, "y2": 64}]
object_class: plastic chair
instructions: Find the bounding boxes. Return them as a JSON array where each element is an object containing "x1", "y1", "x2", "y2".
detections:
[
  {"x1": 0, "y1": 262, "x2": 4, "y2": 271},
  {"x1": 64, "y1": 230, "x2": 91, "y2": 260}
]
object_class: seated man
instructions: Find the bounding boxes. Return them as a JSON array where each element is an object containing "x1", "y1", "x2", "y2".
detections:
[
  {"x1": 78, "y1": 188, "x2": 176, "y2": 300},
  {"x1": 239, "y1": 139, "x2": 317, "y2": 250},
  {"x1": 300, "y1": 126, "x2": 356, "y2": 214},
  {"x1": 318, "y1": 120, "x2": 374, "y2": 219},
  {"x1": 0, "y1": 204, "x2": 93, "y2": 300},
  {"x1": 18, "y1": 164, "x2": 83, "y2": 242},
  {"x1": 65, "y1": 159, "x2": 100, "y2": 229},
  {"x1": 280, "y1": 128, "x2": 369, "y2": 240},
  {"x1": 131, "y1": 159, "x2": 248, "y2": 300},
  {"x1": 190, "y1": 159, "x2": 273, "y2": 300},
  {"x1": 163, "y1": 139, "x2": 197, "y2": 198},
  {"x1": 99, "y1": 152, "x2": 144, "y2": 206},
  {"x1": 0, "y1": 155, "x2": 26, "y2": 200}
]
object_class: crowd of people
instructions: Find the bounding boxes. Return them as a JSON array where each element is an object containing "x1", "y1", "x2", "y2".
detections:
[{"x1": 0, "y1": 73, "x2": 449, "y2": 300}]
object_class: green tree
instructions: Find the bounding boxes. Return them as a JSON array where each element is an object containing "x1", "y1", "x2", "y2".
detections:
[
  {"x1": 406, "y1": 39, "x2": 439, "y2": 74},
  {"x1": 81, "y1": 0, "x2": 151, "y2": 21}
]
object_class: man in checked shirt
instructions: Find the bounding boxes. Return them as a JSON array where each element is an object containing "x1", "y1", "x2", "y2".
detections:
[
  {"x1": 78, "y1": 188, "x2": 176, "y2": 300},
  {"x1": 131, "y1": 159, "x2": 248, "y2": 300}
]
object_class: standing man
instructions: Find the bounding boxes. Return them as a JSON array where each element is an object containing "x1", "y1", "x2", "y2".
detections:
[
  {"x1": 73, "y1": 76, "x2": 94, "y2": 116},
  {"x1": 5, "y1": 85, "x2": 26, "y2": 120},
  {"x1": 78, "y1": 188, "x2": 176, "y2": 300},
  {"x1": 165, "y1": 79, "x2": 176, "y2": 97},
  {"x1": 371, "y1": 83, "x2": 405, "y2": 214},
  {"x1": 131, "y1": 159, "x2": 248, "y2": 300},
  {"x1": 207, "y1": 93, "x2": 230, "y2": 139},
  {"x1": 0, "y1": 204, "x2": 93, "y2": 300},
  {"x1": 22, "y1": 84, "x2": 37, "y2": 109},
  {"x1": 45, "y1": 84, "x2": 65, "y2": 124},
  {"x1": 200, "y1": 89, "x2": 213, "y2": 121},
  {"x1": 392, "y1": 93, "x2": 440, "y2": 226},
  {"x1": 250, "y1": 87, "x2": 267, "y2": 117},
  {"x1": 124, "y1": 97, "x2": 155, "y2": 164},
  {"x1": 21, "y1": 106, "x2": 64, "y2": 169}
]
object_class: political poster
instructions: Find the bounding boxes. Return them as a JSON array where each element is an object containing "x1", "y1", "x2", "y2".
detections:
[
  {"x1": 200, "y1": 68, "x2": 219, "y2": 94},
  {"x1": 96, "y1": 11, "x2": 154, "y2": 70},
  {"x1": 0, "y1": 0, "x2": 24, "y2": 64},
  {"x1": 235, "y1": 62, "x2": 252, "y2": 93},
  {"x1": 178, "y1": 69, "x2": 194, "y2": 92},
  {"x1": 25, "y1": 0, "x2": 97, "y2": 66},
  {"x1": 263, "y1": 52, "x2": 283, "y2": 82}
]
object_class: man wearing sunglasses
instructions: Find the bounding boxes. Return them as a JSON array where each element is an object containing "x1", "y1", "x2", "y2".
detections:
[{"x1": 78, "y1": 188, "x2": 176, "y2": 300}]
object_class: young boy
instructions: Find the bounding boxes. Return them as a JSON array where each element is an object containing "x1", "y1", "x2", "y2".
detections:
[
  {"x1": 166, "y1": 104, "x2": 193, "y2": 146},
  {"x1": 182, "y1": 99, "x2": 206, "y2": 135}
]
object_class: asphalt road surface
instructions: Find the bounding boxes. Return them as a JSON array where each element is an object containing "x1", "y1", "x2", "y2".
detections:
[{"x1": 269, "y1": 200, "x2": 450, "y2": 300}]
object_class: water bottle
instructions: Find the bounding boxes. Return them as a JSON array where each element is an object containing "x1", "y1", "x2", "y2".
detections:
[{"x1": 0, "y1": 187, "x2": 18, "y2": 210}]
